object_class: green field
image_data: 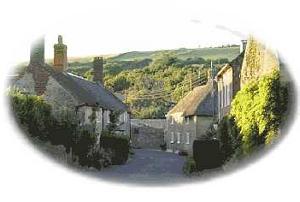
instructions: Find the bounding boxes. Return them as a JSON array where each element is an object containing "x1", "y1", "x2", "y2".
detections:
[{"x1": 110, "y1": 46, "x2": 240, "y2": 61}]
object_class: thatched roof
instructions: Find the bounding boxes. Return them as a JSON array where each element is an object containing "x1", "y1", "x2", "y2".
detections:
[
  {"x1": 216, "y1": 51, "x2": 245, "y2": 78},
  {"x1": 167, "y1": 80, "x2": 217, "y2": 117}
]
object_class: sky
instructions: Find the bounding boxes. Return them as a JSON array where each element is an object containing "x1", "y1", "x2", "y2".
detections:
[
  {"x1": 1, "y1": 0, "x2": 300, "y2": 201},
  {"x1": 1, "y1": 0, "x2": 251, "y2": 61},
  {"x1": 43, "y1": 18, "x2": 244, "y2": 59}
]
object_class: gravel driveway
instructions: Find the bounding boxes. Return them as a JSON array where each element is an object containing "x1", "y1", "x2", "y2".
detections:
[{"x1": 91, "y1": 149, "x2": 192, "y2": 185}]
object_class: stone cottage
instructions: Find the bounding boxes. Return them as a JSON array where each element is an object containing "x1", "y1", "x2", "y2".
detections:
[
  {"x1": 164, "y1": 78, "x2": 217, "y2": 155},
  {"x1": 12, "y1": 36, "x2": 130, "y2": 139},
  {"x1": 215, "y1": 40, "x2": 246, "y2": 120}
]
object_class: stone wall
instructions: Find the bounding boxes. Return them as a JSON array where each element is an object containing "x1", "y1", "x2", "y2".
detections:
[
  {"x1": 131, "y1": 119, "x2": 166, "y2": 129},
  {"x1": 241, "y1": 37, "x2": 279, "y2": 87},
  {"x1": 131, "y1": 119, "x2": 165, "y2": 149}
]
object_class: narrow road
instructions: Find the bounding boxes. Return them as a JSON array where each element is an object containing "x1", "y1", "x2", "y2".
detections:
[{"x1": 92, "y1": 149, "x2": 191, "y2": 185}]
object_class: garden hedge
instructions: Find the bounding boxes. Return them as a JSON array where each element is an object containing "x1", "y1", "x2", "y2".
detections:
[
  {"x1": 100, "y1": 135, "x2": 129, "y2": 165},
  {"x1": 193, "y1": 139, "x2": 223, "y2": 171}
]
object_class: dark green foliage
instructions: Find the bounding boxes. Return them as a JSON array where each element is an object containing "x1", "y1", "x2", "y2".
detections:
[
  {"x1": 9, "y1": 90, "x2": 112, "y2": 170},
  {"x1": 10, "y1": 90, "x2": 53, "y2": 141},
  {"x1": 183, "y1": 157, "x2": 197, "y2": 175},
  {"x1": 72, "y1": 129, "x2": 97, "y2": 166},
  {"x1": 217, "y1": 116, "x2": 242, "y2": 162},
  {"x1": 100, "y1": 133, "x2": 129, "y2": 165},
  {"x1": 193, "y1": 139, "x2": 223, "y2": 171}
]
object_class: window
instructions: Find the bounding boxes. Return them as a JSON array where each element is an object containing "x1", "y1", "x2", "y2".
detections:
[
  {"x1": 185, "y1": 117, "x2": 189, "y2": 125},
  {"x1": 170, "y1": 132, "x2": 174, "y2": 143},
  {"x1": 186, "y1": 132, "x2": 190, "y2": 144},
  {"x1": 107, "y1": 111, "x2": 110, "y2": 123},
  {"x1": 177, "y1": 132, "x2": 181, "y2": 144},
  {"x1": 123, "y1": 113, "x2": 127, "y2": 122}
]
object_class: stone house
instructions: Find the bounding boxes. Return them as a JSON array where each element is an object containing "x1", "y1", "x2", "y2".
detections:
[
  {"x1": 216, "y1": 38, "x2": 283, "y2": 121},
  {"x1": 240, "y1": 37, "x2": 280, "y2": 87},
  {"x1": 164, "y1": 79, "x2": 217, "y2": 155},
  {"x1": 12, "y1": 36, "x2": 130, "y2": 140},
  {"x1": 215, "y1": 41, "x2": 246, "y2": 120}
]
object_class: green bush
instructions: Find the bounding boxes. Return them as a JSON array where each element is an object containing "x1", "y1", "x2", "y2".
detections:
[
  {"x1": 193, "y1": 139, "x2": 223, "y2": 171},
  {"x1": 183, "y1": 157, "x2": 197, "y2": 175},
  {"x1": 231, "y1": 70, "x2": 289, "y2": 153},
  {"x1": 86, "y1": 146, "x2": 112, "y2": 170},
  {"x1": 9, "y1": 90, "x2": 53, "y2": 141},
  {"x1": 72, "y1": 129, "x2": 97, "y2": 167},
  {"x1": 100, "y1": 132, "x2": 129, "y2": 165},
  {"x1": 217, "y1": 116, "x2": 242, "y2": 162},
  {"x1": 9, "y1": 89, "x2": 111, "y2": 170}
]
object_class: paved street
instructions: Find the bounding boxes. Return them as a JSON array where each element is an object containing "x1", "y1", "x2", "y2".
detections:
[{"x1": 91, "y1": 149, "x2": 192, "y2": 185}]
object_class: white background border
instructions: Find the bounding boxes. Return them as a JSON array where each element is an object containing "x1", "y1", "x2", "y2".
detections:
[{"x1": 0, "y1": 0, "x2": 299, "y2": 201}]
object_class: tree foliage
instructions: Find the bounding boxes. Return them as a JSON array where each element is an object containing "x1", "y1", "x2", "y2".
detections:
[
  {"x1": 67, "y1": 52, "x2": 227, "y2": 119},
  {"x1": 9, "y1": 89, "x2": 113, "y2": 170},
  {"x1": 230, "y1": 70, "x2": 289, "y2": 153}
]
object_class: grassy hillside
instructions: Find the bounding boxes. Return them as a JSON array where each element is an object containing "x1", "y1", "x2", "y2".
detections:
[{"x1": 111, "y1": 46, "x2": 240, "y2": 61}]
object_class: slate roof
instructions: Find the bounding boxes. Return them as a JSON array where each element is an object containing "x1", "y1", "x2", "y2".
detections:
[
  {"x1": 167, "y1": 80, "x2": 217, "y2": 117},
  {"x1": 43, "y1": 64, "x2": 129, "y2": 112}
]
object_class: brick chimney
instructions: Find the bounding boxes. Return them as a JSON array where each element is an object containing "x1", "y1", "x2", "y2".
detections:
[
  {"x1": 53, "y1": 35, "x2": 67, "y2": 72},
  {"x1": 93, "y1": 57, "x2": 104, "y2": 84},
  {"x1": 240, "y1": 40, "x2": 247, "y2": 53},
  {"x1": 29, "y1": 37, "x2": 49, "y2": 95}
]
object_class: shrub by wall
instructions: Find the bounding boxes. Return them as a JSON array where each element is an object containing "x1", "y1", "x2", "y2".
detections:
[
  {"x1": 100, "y1": 132, "x2": 129, "y2": 165},
  {"x1": 183, "y1": 157, "x2": 197, "y2": 175},
  {"x1": 231, "y1": 70, "x2": 289, "y2": 154},
  {"x1": 9, "y1": 89, "x2": 111, "y2": 170},
  {"x1": 10, "y1": 90, "x2": 53, "y2": 141},
  {"x1": 193, "y1": 139, "x2": 223, "y2": 171},
  {"x1": 217, "y1": 116, "x2": 242, "y2": 162}
]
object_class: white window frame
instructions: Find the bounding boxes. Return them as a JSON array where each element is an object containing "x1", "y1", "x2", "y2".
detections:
[
  {"x1": 186, "y1": 132, "x2": 190, "y2": 144},
  {"x1": 107, "y1": 111, "x2": 110, "y2": 123},
  {"x1": 170, "y1": 132, "x2": 174, "y2": 143},
  {"x1": 123, "y1": 113, "x2": 127, "y2": 122},
  {"x1": 177, "y1": 132, "x2": 181, "y2": 144}
]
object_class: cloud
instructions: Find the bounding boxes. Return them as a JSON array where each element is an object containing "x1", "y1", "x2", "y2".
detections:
[{"x1": 215, "y1": 24, "x2": 245, "y2": 38}]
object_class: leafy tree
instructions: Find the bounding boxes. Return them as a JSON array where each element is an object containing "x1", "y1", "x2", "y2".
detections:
[{"x1": 230, "y1": 70, "x2": 288, "y2": 153}]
